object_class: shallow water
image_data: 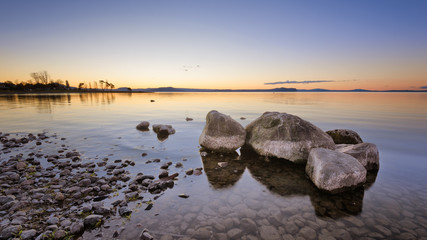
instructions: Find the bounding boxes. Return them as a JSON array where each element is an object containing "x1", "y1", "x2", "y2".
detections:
[{"x1": 1, "y1": 92, "x2": 426, "y2": 239}]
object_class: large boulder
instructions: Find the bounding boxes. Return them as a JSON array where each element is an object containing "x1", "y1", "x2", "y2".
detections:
[
  {"x1": 245, "y1": 112, "x2": 335, "y2": 163},
  {"x1": 326, "y1": 129, "x2": 363, "y2": 144},
  {"x1": 335, "y1": 143, "x2": 379, "y2": 170},
  {"x1": 199, "y1": 110, "x2": 246, "y2": 152},
  {"x1": 306, "y1": 148, "x2": 367, "y2": 193}
]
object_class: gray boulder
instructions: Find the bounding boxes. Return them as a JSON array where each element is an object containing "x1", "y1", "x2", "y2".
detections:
[
  {"x1": 136, "y1": 121, "x2": 150, "y2": 131},
  {"x1": 335, "y1": 143, "x2": 379, "y2": 170},
  {"x1": 199, "y1": 110, "x2": 246, "y2": 152},
  {"x1": 306, "y1": 148, "x2": 367, "y2": 193},
  {"x1": 245, "y1": 112, "x2": 335, "y2": 163},
  {"x1": 326, "y1": 129, "x2": 363, "y2": 144}
]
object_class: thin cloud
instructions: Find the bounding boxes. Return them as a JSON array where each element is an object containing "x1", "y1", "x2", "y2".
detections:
[
  {"x1": 264, "y1": 79, "x2": 359, "y2": 85},
  {"x1": 264, "y1": 80, "x2": 335, "y2": 85},
  {"x1": 421, "y1": 86, "x2": 427, "y2": 89}
]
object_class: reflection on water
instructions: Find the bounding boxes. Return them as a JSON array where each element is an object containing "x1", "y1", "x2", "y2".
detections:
[
  {"x1": 1, "y1": 92, "x2": 426, "y2": 239},
  {"x1": 203, "y1": 147, "x2": 377, "y2": 219},
  {"x1": 201, "y1": 151, "x2": 244, "y2": 189},
  {"x1": 0, "y1": 92, "x2": 117, "y2": 113}
]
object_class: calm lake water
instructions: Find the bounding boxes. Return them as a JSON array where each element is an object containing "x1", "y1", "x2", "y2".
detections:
[{"x1": 1, "y1": 92, "x2": 426, "y2": 239}]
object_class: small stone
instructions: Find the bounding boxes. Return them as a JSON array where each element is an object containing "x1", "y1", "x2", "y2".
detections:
[
  {"x1": 84, "y1": 215, "x2": 103, "y2": 228},
  {"x1": 136, "y1": 121, "x2": 150, "y2": 131},
  {"x1": 175, "y1": 162, "x2": 183, "y2": 168},
  {"x1": 55, "y1": 192, "x2": 65, "y2": 201},
  {"x1": 20, "y1": 229, "x2": 37, "y2": 240},
  {"x1": 178, "y1": 194, "x2": 189, "y2": 198},
  {"x1": 16, "y1": 161, "x2": 27, "y2": 171},
  {"x1": 0, "y1": 225, "x2": 22, "y2": 239},
  {"x1": 194, "y1": 227, "x2": 211, "y2": 239},
  {"x1": 47, "y1": 216, "x2": 59, "y2": 225},
  {"x1": 218, "y1": 162, "x2": 228, "y2": 168},
  {"x1": 259, "y1": 225, "x2": 281, "y2": 240},
  {"x1": 79, "y1": 179, "x2": 92, "y2": 187},
  {"x1": 159, "y1": 170, "x2": 169, "y2": 179},
  {"x1": 54, "y1": 229, "x2": 66, "y2": 240},
  {"x1": 140, "y1": 230, "x2": 154, "y2": 240},
  {"x1": 113, "y1": 168, "x2": 125, "y2": 175},
  {"x1": 298, "y1": 227, "x2": 317, "y2": 240},
  {"x1": 119, "y1": 206, "x2": 132, "y2": 217},
  {"x1": 185, "y1": 168, "x2": 194, "y2": 175},
  {"x1": 227, "y1": 228, "x2": 243, "y2": 240}
]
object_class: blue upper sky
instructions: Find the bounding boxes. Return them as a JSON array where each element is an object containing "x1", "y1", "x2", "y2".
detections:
[{"x1": 1, "y1": 0, "x2": 426, "y2": 90}]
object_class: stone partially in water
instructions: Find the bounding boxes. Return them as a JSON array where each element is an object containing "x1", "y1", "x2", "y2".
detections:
[
  {"x1": 306, "y1": 148, "x2": 367, "y2": 193},
  {"x1": 199, "y1": 110, "x2": 246, "y2": 152},
  {"x1": 335, "y1": 143, "x2": 379, "y2": 170},
  {"x1": 245, "y1": 112, "x2": 335, "y2": 164},
  {"x1": 136, "y1": 121, "x2": 150, "y2": 131},
  {"x1": 152, "y1": 124, "x2": 175, "y2": 135},
  {"x1": 326, "y1": 129, "x2": 363, "y2": 144}
]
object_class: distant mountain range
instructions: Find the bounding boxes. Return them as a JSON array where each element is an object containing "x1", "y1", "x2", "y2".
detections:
[{"x1": 120, "y1": 87, "x2": 427, "y2": 93}]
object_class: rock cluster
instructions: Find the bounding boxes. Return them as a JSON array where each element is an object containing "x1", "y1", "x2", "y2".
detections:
[
  {"x1": 136, "y1": 121, "x2": 176, "y2": 141},
  {"x1": 0, "y1": 132, "x2": 178, "y2": 240},
  {"x1": 199, "y1": 111, "x2": 379, "y2": 193}
]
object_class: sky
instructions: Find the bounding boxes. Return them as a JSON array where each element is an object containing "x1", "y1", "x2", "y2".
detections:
[{"x1": 1, "y1": 0, "x2": 426, "y2": 90}]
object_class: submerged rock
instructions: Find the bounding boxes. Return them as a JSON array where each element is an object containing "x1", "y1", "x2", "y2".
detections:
[
  {"x1": 326, "y1": 129, "x2": 363, "y2": 144},
  {"x1": 136, "y1": 121, "x2": 150, "y2": 131},
  {"x1": 306, "y1": 148, "x2": 367, "y2": 193},
  {"x1": 199, "y1": 110, "x2": 246, "y2": 152},
  {"x1": 336, "y1": 143, "x2": 379, "y2": 170},
  {"x1": 245, "y1": 112, "x2": 335, "y2": 163}
]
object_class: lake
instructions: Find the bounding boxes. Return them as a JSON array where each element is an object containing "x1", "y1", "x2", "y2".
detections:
[{"x1": 1, "y1": 92, "x2": 426, "y2": 239}]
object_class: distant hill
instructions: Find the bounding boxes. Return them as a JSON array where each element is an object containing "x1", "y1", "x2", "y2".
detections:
[
  {"x1": 109, "y1": 86, "x2": 427, "y2": 93},
  {"x1": 132, "y1": 87, "x2": 298, "y2": 92}
]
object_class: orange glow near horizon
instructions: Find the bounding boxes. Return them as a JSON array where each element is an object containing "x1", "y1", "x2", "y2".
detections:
[{"x1": 1, "y1": 1, "x2": 426, "y2": 91}]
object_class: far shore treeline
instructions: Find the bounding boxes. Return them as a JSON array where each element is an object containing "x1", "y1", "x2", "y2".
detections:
[
  {"x1": 0, "y1": 71, "x2": 120, "y2": 93},
  {"x1": 2, "y1": 71, "x2": 427, "y2": 93}
]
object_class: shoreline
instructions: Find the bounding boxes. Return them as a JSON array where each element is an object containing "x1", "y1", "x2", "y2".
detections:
[
  {"x1": 0, "y1": 90, "x2": 151, "y2": 95},
  {"x1": 0, "y1": 131, "x2": 179, "y2": 239}
]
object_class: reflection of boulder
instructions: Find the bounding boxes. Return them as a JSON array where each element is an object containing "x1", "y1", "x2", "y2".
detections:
[
  {"x1": 309, "y1": 188, "x2": 364, "y2": 219},
  {"x1": 240, "y1": 146, "x2": 376, "y2": 219},
  {"x1": 201, "y1": 151, "x2": 245, "y2": 190},
  {"x1": 241, "y1": 147, "x2": 316, "y2": 196}
]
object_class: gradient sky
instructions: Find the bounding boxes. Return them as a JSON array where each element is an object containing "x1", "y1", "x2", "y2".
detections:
[{"x1": 1, "y1": 1, "x2": 426, "y2": 90}]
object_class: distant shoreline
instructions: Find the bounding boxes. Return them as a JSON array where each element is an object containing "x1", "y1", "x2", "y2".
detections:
[
  {"x1": 0, "y1": 90, "x2": 152, "y2": 95},
  {"x1": 0, "y1": 89, "x2": 426, "y2": 94}
]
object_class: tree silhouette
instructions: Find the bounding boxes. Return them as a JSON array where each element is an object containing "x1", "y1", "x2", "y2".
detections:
[
  {"x1": 99, "y1": 80, "x2": 105, "y2": 90},
  {"x1": 30, "y1": 71, "x2": 50, "y2": 85}
]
